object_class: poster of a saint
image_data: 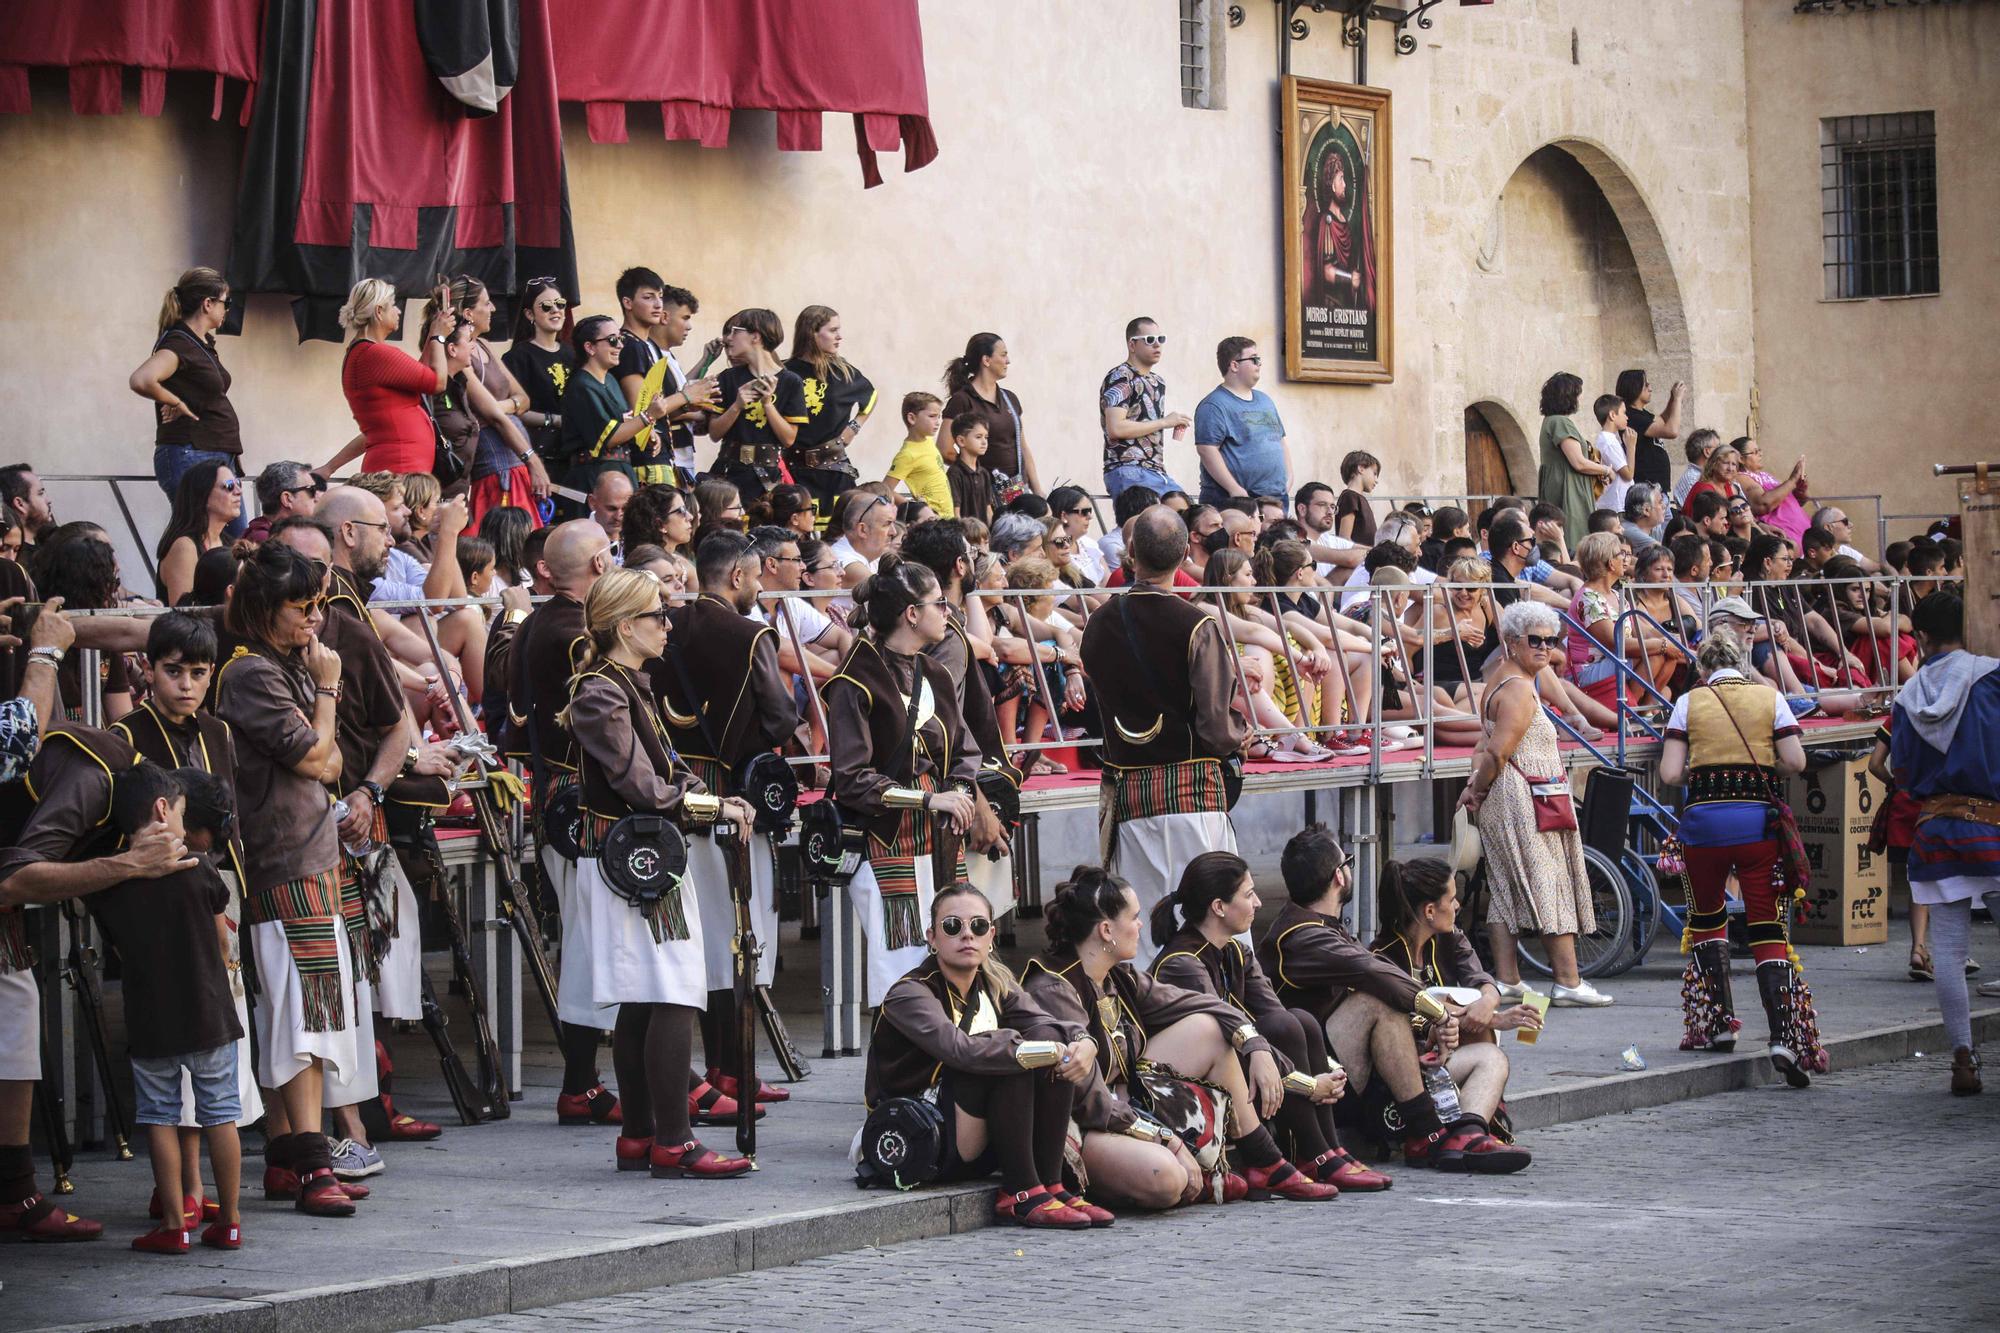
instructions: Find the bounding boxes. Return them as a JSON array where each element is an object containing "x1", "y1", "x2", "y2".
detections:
[{"x1": 1283, "y1": 78, "x2": 1393, "y2": 384}]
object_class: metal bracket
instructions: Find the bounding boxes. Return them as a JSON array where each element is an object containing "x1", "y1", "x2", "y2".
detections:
[{"x1": 1234, "y1": 0, "x2": 1458, "y2": 83}]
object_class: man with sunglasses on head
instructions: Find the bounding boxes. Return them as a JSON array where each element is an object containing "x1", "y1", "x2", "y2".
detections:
[
  {"x1": 1195, "y1": 337, "x2": 1291, "y2": 509},
  {"x1": 244, "y1": 462, "x2": 324, "y2": 545},
  {"x1": 1101, "y1": 317, "x2": 1192, "y2": 501}
]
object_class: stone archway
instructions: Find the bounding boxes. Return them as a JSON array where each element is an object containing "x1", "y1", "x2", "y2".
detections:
[{"x1": 1465, "y1": 399, "x2": 1531, "y2": 500}]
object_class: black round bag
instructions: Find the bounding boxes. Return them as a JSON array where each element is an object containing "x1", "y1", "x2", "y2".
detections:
[
  {"x1": 737, "y1": 751, "x2": 800, "y2": 835},
  {"x1": 598, "y1": 813, "x2": 690, "y2": 907},
  {"x1": 856, "y1": 1095, "x2": 947, "y2": 1190},
  {"x1": 540, "y1": 780, "x2": 585, "y2": 863},
  {"x1": 799, "y1": 798, "x2": 866, "y2": 886},
  {"x1": 974, "y1": 767, "x2": 1021, "y2": 831}
]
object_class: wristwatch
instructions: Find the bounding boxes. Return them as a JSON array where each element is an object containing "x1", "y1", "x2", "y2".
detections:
[
  {"x1": 26, "y1": 645, "x2": 62, "y2": 668},
  {"x1": 358, "y1": 779, "x2": 386, "y2": 807}
]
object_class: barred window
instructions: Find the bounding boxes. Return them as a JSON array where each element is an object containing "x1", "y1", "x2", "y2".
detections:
[
  {"x1": 1821, "y1": 112, "x2": 1939, "y2": 300},
  {"x1": 1179, "y1": 0, "x2": 1225, "y2": 110}
]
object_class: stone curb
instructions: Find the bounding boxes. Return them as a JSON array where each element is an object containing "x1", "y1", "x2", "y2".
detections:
[{"x1": 43, "y1": 1007, "x2": 1998, "y2": 1333}]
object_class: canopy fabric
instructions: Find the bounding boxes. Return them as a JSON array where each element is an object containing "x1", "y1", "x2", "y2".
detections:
[
  {"x1": 547, "y1": 0, "x2": 936, "y2": 187},
  {"x1": 0, "y1": 0, "x2": 261, "y2": 118}
]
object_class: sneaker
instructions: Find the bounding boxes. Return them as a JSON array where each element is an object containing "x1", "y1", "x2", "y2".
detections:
[
  {"x1": 1967, "y1": 958, "x2": 1984, "y2": 976},
  {"x1": 329, "y1": 1139, "x2": 385, "y2": 1180},
  {"x1": 1976, "y1": 979, "x2": 2000, "y2": 999},
  {"x1": 1494, "y1": 980, "x2": 1527, "y2": 1001},
  {"x1": 1550, "y1": 981, "x2": 1614, "y2": 1007}
]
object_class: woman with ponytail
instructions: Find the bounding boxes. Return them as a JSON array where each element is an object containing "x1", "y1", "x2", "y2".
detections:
[
  {"x1": 1021, "y1": 867, "x2": 1339, "y2": 1207},
  {"x1": 131, "y1": 268, "x2": 245, "y2": 532},
  {"x1": 1369, "y1": 858, "x2": 1535, "y2": 1173},
  {"x1": 424, "y1": 275, "x2": 551, "y2": 526},
  {"x1": 559, "y1": 568, "x2": 759, "y2": 1180},
  {"x1": 940, "y1": 333, "x2": 1039, "y2": 490},
  {"x1": 865, "y1": 885, "x2": 1104, "y2": 1228},
  {"x1": 1150, "y1": 852, "x2": 1391, "y2": 1193},
  {"x1": 825, "y1": 557, "x2": 980, "y2": 1006}
]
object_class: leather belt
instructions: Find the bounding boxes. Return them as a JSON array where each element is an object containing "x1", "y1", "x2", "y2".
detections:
[{"x1": 1917, "y1": 794, "x2": 2000, "y2": 828}]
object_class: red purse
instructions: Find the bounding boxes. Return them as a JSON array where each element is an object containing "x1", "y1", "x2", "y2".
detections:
[{"x1": 1509, "y1": 760, "x2": 1579, "y2": 832}]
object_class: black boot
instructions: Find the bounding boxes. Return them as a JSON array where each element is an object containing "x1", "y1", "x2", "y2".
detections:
[
  {"x1": 1757, "y1": 961, "x2": 1810, "y2": 1088},
  {"x1": 1680, "y1": 940, "x2": 1740, "y2": 1052}
]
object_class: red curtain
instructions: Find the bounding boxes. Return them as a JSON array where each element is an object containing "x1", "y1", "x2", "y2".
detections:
[
  {"x1": 0, "y1": 0, "x2": 261, "y2": 118},
  {"x1": 547, "y1": 0, "x2": 936, "y2": 187}
]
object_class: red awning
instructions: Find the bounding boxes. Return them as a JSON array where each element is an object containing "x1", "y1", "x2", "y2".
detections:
[
  {"x1": 0, "y1": 0, "x2": 261, "y2": 119},
  {"x1": 547, "y1": 0, "x2": 936, "y2": 187}
]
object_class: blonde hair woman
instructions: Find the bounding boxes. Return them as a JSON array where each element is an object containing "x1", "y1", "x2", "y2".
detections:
[
  {"x1": 130, "y1": 267, "x2": 247, "y2": 525},
  {"x1": 319, "y1": 279, "x2": 460, "y2": 478},
  {"x1": 784, "y1": 304, "x2": 875, "y2": 500},
  {"x1": 560, "y1": 568, "x2": 759, "y2": 1180}
]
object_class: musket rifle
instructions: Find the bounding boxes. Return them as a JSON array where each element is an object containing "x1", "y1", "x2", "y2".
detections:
[{"x1": 58, "y1": 901, "x2": 132, "y2": 1160}]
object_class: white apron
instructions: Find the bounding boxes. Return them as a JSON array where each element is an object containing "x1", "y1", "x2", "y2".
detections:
[
  {"x1": 576, "y1": 856, "x2": 707, "y2": 1008},
  {"x1": 685, "y1": 827, "x2": 781, "y2": 990},
  {"x1": 545, "y1": 845, "x2": 619, "y2": 1028},
  {"x1": 1113, "y1": 811, "x2": 1238, "y2": 968},
  {"x1": 847, "y1": 854, "x2": 940, "y2": 1009},
  {"x1": 250, "y1": 917, "x2": 361, "y2": 1089}
]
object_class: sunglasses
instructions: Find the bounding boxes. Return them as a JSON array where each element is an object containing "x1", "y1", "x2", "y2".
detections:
[
  {"x1": 1066, "y1": 507, "x2": 1093, "y2": 517},
  {"x1": 635, "y1": 607, "x2": 670, "y2": 624},
  {"x1": 938, "y1": 915, "x2": 992, "y2": 938},
  {"x1": 1131, "y1": 334, "x2": 1167, "y2": 347},
  {"x1": 1233, "y1": 354, "x2": 1262, "y2": 365},
  {"x1": 536, "y1": 300, "x2": 568, "y2": 313},
  {"x1": 1521, "y1": 633, "x2": 1559, "y2": 650},
  {"x1": 220, "y1": 479, "x2": 242, "y2": 493}
]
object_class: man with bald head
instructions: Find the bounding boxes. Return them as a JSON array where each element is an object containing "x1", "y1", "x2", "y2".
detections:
[
  {"x1": 508, "y1": 518, "x2": 624, "y2": 1123},
  {"x1": 588, "y1": 471, "x2": 635, "y2": 551},
  {"x1": 1081, "y1": 505, "x2": 1249, "y2": 965}
]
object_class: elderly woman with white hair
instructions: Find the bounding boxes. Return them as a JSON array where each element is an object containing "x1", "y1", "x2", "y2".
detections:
[
  {"x1": 988, "y1": 510, "x2": 1047, "y2": 565},
  {"x1": 1458, "y1": 599, "x2": 1614, "y2": 1007},
  {"x1": 1658, "y1": 624, "x2": 1819, "y2": 1086}
]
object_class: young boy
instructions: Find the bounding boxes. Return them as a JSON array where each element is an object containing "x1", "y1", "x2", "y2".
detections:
[
  {"x1": 945, "y1": 412, "x2": 998, "y2": 527},
  {"x1": 1335, "y1": 450, "x2": 1380, "y2": 546},
  {"x1": 1591, "y1": 393, "x2": 1634, "y2": 515},
  {"x1": 112, "y1": 613, "x2": 263, "y2": 1227},
  {"x1": 90, "y1": 763, "x2": 245, "y2": 1254},
  {"x1": 885, "y1": 391, "x2": 954, "y2": 517}
]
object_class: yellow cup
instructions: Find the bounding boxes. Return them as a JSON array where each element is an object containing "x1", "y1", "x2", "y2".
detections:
[{"x1": 1516, "y1": 988, "x2": 1551, "y2": 1044}]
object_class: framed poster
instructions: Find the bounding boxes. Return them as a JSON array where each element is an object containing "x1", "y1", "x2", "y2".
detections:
[{"x1": 1283, "y1": 76, "x2": 1393, "y2": 384}]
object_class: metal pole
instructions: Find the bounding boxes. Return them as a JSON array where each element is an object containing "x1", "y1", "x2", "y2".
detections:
[{"x1": 77, "y1": 649, "x2": 102, "y2": 728}]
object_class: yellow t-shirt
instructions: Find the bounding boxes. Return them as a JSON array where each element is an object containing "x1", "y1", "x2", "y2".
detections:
[{"x1": 886, "y1": 436, "x2": 955, "y2": 517}]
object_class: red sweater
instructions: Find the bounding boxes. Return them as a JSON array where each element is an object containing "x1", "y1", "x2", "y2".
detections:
[{"x1": 343, "y1": 340, "x2": 439, "y2": 474}]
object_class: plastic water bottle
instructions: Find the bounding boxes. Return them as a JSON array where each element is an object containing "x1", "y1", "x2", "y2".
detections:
[{"x1": 1422, "y1": 1058, "x2": 1462, "y2": 1123}]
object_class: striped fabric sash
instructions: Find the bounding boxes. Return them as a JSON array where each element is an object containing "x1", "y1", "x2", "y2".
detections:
[
  {"x1": 867, "y1": 773, "x2": 964, "y2": 951},
  {"x1": 245, "y1": 867, "x2": 346, "y2": 1032},
  {"x1": 1103, "y1": 759, "x2": 1228, "y2": 823},
  {"x1": 0, "y1": 910, "x2": 30, "y2": 973}
]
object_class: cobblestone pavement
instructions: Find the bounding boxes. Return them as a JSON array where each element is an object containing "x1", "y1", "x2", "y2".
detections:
[{"x1": 419, "y1": 1056, "x2": 1998, "y2": 1333}]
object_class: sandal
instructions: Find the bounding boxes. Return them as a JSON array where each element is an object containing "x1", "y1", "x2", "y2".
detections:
[
  {"x1": 1028, "y1": 756, "x2": 1068, "y2": 777},
  {"x1": 1909, "y1": 945, "x2": 1934, "y2": 982}
]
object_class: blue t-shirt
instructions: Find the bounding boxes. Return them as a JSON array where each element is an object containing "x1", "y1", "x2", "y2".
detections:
[{"x1": 1193, "y1": 386, "x2": 1288, "y2": 501}]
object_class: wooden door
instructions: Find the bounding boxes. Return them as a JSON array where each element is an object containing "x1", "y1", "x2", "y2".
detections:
[{"x1": 1465, "y1": 406, "x2": 1512, "y2": 500}]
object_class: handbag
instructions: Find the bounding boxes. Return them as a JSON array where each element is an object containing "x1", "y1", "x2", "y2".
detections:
[
  {"x1": 855, "y1": 1094, "x2": 947, "y2": 1191},
  {"x1": 1508, "y1": 760, "x2": 1579, "y2": 832}
]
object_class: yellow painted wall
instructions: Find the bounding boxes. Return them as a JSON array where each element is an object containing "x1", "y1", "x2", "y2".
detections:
[{"x1": 1743, "y1": 0, "x2": 2000, "y2": 542}]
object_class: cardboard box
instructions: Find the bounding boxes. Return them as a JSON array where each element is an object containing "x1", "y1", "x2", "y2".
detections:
[{"x1": 1788, "y1": 757, "x2": 1889, "y2": 946}]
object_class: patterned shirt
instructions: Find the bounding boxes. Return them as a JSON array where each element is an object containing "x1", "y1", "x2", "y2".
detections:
[
  {"x1": 0, "y1": 697, "x2": 38, "y2": 785},
  {"x1": 1100, "y1": 363, "x2": 1168, "y2": 473}
]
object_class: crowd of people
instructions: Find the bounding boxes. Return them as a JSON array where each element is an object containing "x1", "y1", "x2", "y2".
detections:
[{"x1": 0, "y1": 265, "x2": 1991, "y2": 1254}]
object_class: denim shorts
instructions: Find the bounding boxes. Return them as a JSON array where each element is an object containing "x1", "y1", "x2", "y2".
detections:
[
  {"x1": 1104, "y1": 462, "x2": 1186, "y2": 501},
  {"x1": 153, "y1": 443, "x2": 248, "y2": 540},
  {"x1": 132, "y1": 1043, "x2": 241, "y2": 1128}
]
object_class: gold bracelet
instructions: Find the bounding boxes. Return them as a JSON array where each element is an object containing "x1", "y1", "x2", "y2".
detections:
[
  {"x1": 1014, "y1": 1040, "x2": 1063, "y2": 1070},
  {"x1": 1282, "y1": 1070, "x2": 1318, "y2": 1097},
  {"x1": 681, "y1": 792, "x2": 721, "y2": 823},
  {"x1": 1229, "y1": 1022, "x2": 1259, "y2": 1051}
]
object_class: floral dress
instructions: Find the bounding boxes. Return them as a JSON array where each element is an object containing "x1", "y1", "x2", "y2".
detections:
[{"x1": 1477, "y1": 675, "x2": 1596, "y2": 936}]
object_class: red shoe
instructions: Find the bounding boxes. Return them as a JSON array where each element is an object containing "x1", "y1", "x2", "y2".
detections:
[
  {"x1": 1, "y1": 1193, "x2": 104, "y2": 1242},
  {"x1": 1243, "y1": 1159, "x2": 1340, "y2": 1201},
  {"x1": 1402, "y1": 1127, "x2": 1447, "y2": 1168},
  {"x1": 710, "y1": 1070, "x2": 791, "y2": 1104},
  {"x1": 688, "y1": 1079, "x2": 764, "y2": 1127},
  {"x1": 1049, "y1": 1188, "x2": 1115, "y2": 1227},
  {"x1": 993, "y1": 1185, "x2": 1089, "y2": 1228},
  {"x1": 381, "y1": 1113, "x2": 442, "y2": 1142},
  {"x1": 615, "y1": 1135, "x2": 655, "y2": 1173},
  {"x1": 1311, "y1": 1148, "x2": 1393, "y2": 1192},
  {"x1": 150, "y1": 1190, "x2": 222, "y2": 1224},
  {"x1": 295, "y1": 1168, "x2": 358, "y2": 1218},
  {"x1": 1220, "y1": 1171, "x2": 1249, "y2": 1203},
  {"x1": 200, "y1": 1221, "x2": 243, "y2": 1251},
  {"x1": 1432, "y1": 1127, "x2": 1532, "y2": 1175},
  {"x1": 264, "y1": 1167, "x2": 370, "y2": 1201},
  {"x1": 649, "y1": 1139, "x2": 754, "y2": 1179},
  {"x1": 557, "y1": 1084, "x2": 622, "y2": 1125},
  {"x1": 132, "y1": 1224, "x2": 190, "y2": 1255}
]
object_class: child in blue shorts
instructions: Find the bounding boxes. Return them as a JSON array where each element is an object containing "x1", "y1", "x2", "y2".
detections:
[{"x1": 87, "y1": 763, "x2": 245, "y2": 1253}]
